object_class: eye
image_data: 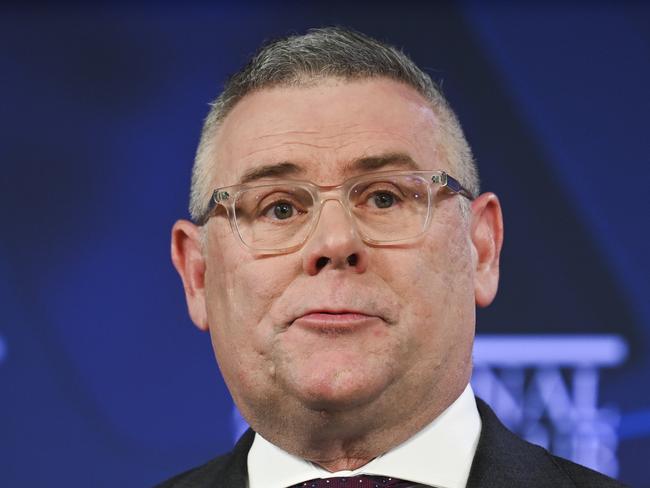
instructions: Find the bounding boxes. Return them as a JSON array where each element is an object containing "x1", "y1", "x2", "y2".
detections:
[
  {"x1": 371, "y1": 191, "x2": 396, "y2": 209},
  {"x1": 363, "y1": 189, "x2": 402, "y2": 210},
  {"x1": 264, "y1": 201, "x2": 296, "y2": 220},
  {"x1": 352, "y1": 181, "x2": 405, "y2": 211}
]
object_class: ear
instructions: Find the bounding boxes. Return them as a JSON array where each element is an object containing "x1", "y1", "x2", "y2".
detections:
[
  {"x1": 171, "y1": 219, "x2": 209, "y2": 331},
  {"x1": 470, "y1": 193, "x2": 504, "y2": 308}
]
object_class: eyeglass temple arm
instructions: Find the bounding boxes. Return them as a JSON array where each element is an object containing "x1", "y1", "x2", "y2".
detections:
[
  {"x1": 433, "y1": 172, "x2": 475, "y2": 200},
  {"x1": 195, "y1": 190, "x2": 229, "y2": 225}
]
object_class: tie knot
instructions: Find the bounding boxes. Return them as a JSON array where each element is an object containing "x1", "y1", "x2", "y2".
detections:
[{"x1": 290, "y1": 474, "x2": 416, "y2": 487}]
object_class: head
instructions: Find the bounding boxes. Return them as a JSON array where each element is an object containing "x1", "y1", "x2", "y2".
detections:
[
  {"x1": 172, "y1": 27, "x2": 503, "y2": 466},
  {"x1": 189, "y1": 27, "x2": 480, "y2": 223}
]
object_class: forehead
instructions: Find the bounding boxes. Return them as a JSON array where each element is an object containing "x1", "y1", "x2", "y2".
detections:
[{"x1": 212, "y1": 78, "x2": 446, "y2": 186}]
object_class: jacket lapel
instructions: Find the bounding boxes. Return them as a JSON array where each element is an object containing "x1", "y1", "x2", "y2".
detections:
[{"x1": 466, "y1": 398, "x2": 575, "y2": 488}]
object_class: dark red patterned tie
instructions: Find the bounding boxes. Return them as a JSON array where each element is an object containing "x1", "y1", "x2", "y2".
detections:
[{"x1": 289, "y1": 474, "x2": 418, "y2": 487}]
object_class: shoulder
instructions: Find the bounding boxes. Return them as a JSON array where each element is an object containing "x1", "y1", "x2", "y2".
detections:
[
  {"x1": 552, "y1": 456, "x2": 629, "y2": 488},
  {"x1": 469, "y1": 398, "x2": 628, "y2": 488},
  {"x1": 153, "y1": 429, "x2": 254, "y2": 488},
  {"x1": 153, "y1": 454, "x2": 233, "y2": 488}
]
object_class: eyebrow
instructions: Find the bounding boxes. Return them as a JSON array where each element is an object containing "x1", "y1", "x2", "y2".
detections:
[
  {"x1": 239, "y1": 162, "x2": 304, "y2": 184},
  {"x1": 346, "y1": 152, "x2": 420, "y2": 173},
  {"x1": 238, "y1": 152, "x2": 420, "y2": 185}
]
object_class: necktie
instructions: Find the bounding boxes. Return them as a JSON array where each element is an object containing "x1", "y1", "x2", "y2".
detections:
[{"x1": 289, "y1": 475, "x2": 418, "y2": 487}]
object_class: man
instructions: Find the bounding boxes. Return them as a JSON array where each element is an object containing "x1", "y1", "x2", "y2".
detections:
[{"x1": 162, "y1": 27, "x2": 625, "y2": 488}]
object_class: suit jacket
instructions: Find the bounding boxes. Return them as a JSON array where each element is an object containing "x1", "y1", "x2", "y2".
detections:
[{"x1": 155, "y1": 398, "x2": 628, "y2": 488}]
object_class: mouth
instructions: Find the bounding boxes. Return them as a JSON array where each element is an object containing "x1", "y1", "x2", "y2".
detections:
[{"x1": 291, "y1": 309, "x2": 383, "y2": 331}]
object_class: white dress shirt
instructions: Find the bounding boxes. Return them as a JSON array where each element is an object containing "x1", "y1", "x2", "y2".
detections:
[{"x1": 248, "y1": 383, "x2": 481, "y2": 488}]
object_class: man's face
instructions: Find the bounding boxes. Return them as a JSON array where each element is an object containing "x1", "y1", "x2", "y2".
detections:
[{"x1": 174, "y1": 78, "x2": 501, "y2": 444}]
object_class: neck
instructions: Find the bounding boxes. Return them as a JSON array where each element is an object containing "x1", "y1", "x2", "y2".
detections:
[
  {"x1": 314, "y1": 456, "x2": 376, "y2": 472},
  {"x1": 254, "y1": 381, "x2": 468, "y2": 472}
]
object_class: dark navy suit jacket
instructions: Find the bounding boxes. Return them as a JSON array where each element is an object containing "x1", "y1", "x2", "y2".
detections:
[{"x1": 155, "y1": 399, "x2": 627, "y2": 488}]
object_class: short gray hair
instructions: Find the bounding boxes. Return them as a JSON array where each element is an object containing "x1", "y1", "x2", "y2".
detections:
[{"x1": 189, "y1": 26, "x2": 479, "y2": 221}]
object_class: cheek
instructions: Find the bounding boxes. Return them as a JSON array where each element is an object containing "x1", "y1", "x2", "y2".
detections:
[
  {"x1": 389, "y1": 227, "x2": 472, "y2": 304},
  {"x1": 205, "y1": 243, "x2": 300, "y2": 383},
  {"x1": 205, "y1": 220, "x2": 296, "y2": 328},
  {"x1": 382, "y1": 216, "x2": 475, "y2": 357}
]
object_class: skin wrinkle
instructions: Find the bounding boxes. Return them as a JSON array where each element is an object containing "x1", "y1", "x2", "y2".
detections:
[
  {"x1": 242, "y1": 129, "x2": 419, "y2": 166},
  {"x1": 243, "y1": 140, "x2": 361, "y2": 159},
  {"x1": 208, "y1": 97, "x2": 437, "y2": 192},
  {"x1": 255, "y1": 126, "x2": 363, "y2": 139},
  {"x1": 249, "y1": 133, "x2": 407, "y2": 169},
  {"x1": 204, "y1": 126, "x2": 447, "y2": 218},
  {"x1": 172, "y1": 77, "x2": 502, "y2": 472}
]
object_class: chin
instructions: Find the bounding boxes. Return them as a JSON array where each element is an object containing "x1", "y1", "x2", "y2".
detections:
[{"x1": 291, "y1": 372, "x2": 388, "y2": 413}]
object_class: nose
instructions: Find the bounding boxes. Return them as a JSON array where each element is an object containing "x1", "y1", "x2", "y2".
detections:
[{"x1": 301, "y1": 200, "x2": 369, "y2": 276}]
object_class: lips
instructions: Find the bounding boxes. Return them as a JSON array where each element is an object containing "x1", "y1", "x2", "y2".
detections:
[{"x1": 291, "y1": 309, "x2": 382, "y2": 330}]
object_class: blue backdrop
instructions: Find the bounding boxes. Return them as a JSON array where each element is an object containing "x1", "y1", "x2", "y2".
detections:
[{"x1": 1, "y1": 2, "x2": 648, "y2": 486}]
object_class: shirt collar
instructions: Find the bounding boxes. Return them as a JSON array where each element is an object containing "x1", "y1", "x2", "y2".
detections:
[{"x1": 248, "y1": 383, "x2": 481, "y2": 488}]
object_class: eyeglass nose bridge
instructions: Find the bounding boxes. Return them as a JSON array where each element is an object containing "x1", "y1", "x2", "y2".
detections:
[{"x1": 306, "y1": 186, "x2": 362, "y2": 241}]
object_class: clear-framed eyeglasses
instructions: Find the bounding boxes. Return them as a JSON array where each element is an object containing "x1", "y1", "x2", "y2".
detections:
[{"x1": 196, "y1": 170, "x2": 474, "y2": 254}]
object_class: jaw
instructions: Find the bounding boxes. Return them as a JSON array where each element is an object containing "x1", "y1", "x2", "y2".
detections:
[{"x1": 229, "y1": 337, "x2": 474, "y2": 472}]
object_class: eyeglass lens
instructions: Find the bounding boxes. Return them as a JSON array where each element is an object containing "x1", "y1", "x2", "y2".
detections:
[{"x1": 232, "y1": 174, "x2": 431, "y2": 250}]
